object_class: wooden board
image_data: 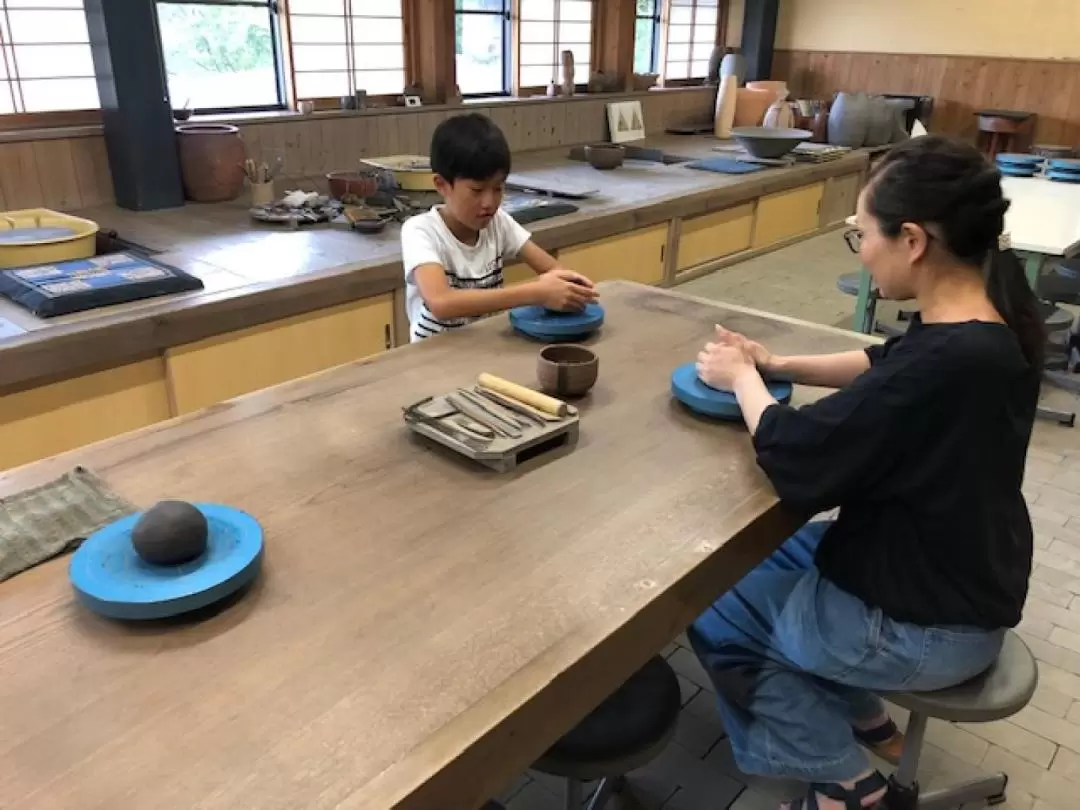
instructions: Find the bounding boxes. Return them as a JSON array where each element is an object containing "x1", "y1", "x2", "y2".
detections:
[
  {"x1": 751, "y1": 182, "x2": 825, "y2": 249},
  {"x1": 818, "y1": 172, "x2": 862, "y2": 229},
  {"x1": 0, "y1": 282, "x2": 870, "y2": 810},
  {"x1": 166, "y1": 294, "x2": 394, "y2": 415},
  {"x1": 0, "y1": 358, "x2": 170, "y2": 471},
  {"x1": 559, "y1": 223, "x2": 669, "y2": 286},
  {"x1": 676, "y1": 203, "x2": 755, "y2": 271}
]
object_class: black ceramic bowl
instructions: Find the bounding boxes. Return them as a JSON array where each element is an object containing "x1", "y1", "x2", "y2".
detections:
[{"x1": 732, "y1": 126, "x2": 812, "y2": 159}]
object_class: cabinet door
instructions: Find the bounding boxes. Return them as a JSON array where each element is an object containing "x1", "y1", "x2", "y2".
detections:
[
  {"x1": 677, "y1": 204, "x2": 754, "y2": 271},
  {"x1": 819, "y1": 173, "x2": 861, "y2": 228},
  {"x1": 166, "y1": 294, "x2": 394, "y2": 415},
  {"x1": 558, "y1": 224, "x2": 669, "y2": 286},
  {"x1": 0, "y1": 359, "x2": 171, "y2": 471},
  {"x1": 752, "y1": 183, "x2": 825, "y2": 249}
]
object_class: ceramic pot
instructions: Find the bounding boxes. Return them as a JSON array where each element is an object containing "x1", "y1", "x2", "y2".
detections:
[
  {"x1": 864, "y1": 95, "x2": 894, "y2": 146},
  {"x1": 733, "y1": 87, "x2": 775, "y2": 127},
  {"x1": 763, "y1": 92, "x2": 795, "y2": 129},
  {"x1": 583, "y1": 144, "x2": 625, "y2": 170},
  {"x1": 719, "y1": 50, "x2": 745, "y2": 86},
  {"x1": 886, "y1": 99, "x2": 910, "y2": 143},
  {"x1": 747, "y1": 80, "x2": 788, "y2": 98},
  {"x1": 828, "y1": 92, "x2": 870, "y2": 148},
  {"x1": 561, "y1": 50, "x2": 575, "y2": 96},
  {"x1": 537, "y1": 345, "x2": 598, "y2": 398},
  {"x1": 175, "y1": 123, "x2": 246, "y2": 203},
  {"x1": 714, "y1": 74, "x2": 738, "y2": 138}
]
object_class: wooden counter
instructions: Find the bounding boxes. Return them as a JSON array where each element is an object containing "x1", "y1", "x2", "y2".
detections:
[
  {"x1": 0, "y1": 139, "x2": 868, "y2": 470},
  {"x1": 0, "y1": 283, "x2": 869, "y2": 810}
]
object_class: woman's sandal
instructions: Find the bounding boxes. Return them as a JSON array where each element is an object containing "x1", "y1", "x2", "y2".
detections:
[
  {"x1": 787, "y1": 770, "x2": 889, "y2": 810},
  {"x1": 853, "y1": 718, "x2": 904, "y2": 766}
]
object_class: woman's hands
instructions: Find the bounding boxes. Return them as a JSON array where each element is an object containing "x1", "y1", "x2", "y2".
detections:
[{"x1": 696, "y1": 325, "x2": 771, "y2": 390}]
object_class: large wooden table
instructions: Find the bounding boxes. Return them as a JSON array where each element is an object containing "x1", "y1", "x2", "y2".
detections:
[{"x1": 0, "y1": 283, "x2": 865, "y2": 810}]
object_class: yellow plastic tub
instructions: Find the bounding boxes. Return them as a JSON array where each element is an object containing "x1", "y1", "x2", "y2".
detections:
[
  {"x1": 0, "y1": 208, "x2": 99, "y2": 269},
  {"x1": 361, "y1": 155, "x2": 436, "y2": 191}
]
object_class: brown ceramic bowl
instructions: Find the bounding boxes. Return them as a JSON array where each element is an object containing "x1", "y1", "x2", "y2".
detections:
[
  {"x1": 583, "y1": 144, "x2": 625, "y2": 170},
  {"x1": 326, "y1": 170, "x2": 379, "y2": 200},
  {"x1": 537, "y1": 344, "x2": 599, "y2": 398}
]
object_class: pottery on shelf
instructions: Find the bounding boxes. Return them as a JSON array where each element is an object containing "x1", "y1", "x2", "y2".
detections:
[
  {"x1": 746, "y1": 80, "x2": 788, "y2": 98},
  {"x1": 828, "y1": 92, "x2": 870, "y2": 148},
  {"x1": 885, "y1": 99, "x2": 912, "y2": 143},
  {"x1": 762, "y1": 91, "x2": 795, "y2": 129},
  {"x1": 537, "y1": 344, "x2": 599, "y2": 398},
  {"x1": 561, "y1": 50, "x2": 575, "y2": 96},
  {"x1": 583, "y1": 144, "x2": 625, "y2": 170},
  {"x1": 719, "y1": 49, "x2": 746, "y2": 86},
  {"x1": 707, "y1": 45, "x2": 725, "y2": 85},
  {"x1": 733, "y1": 87, "x2": 775, "y2": 127},
  {"x1": 632, "y1": 72, "x2": 659, "y2": 91},
  {"x1": 175, "y1": 123, "x2": 246, "y2": 203},
  {"x1": 714, "y1": 74, "x2": 738, "y2": 139},
  {"x1": 732, "y1": 126, "x2": 812, "y2": 159},
  {"x1": 865, "y1": 95, "x2": 895, "y2": 147}
]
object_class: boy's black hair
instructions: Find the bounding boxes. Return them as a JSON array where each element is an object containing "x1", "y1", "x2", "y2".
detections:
[{"x1": 429, "y1": 113, "x2": 512, "y2": 184}]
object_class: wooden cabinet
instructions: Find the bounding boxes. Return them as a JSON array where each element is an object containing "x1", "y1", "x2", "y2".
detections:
[
  {"x1": 752, "y1": 183, "x2": 825, "y2": 249},
  {"x1": 676, "y1": 204, "x2": 754, "y2": 272},
  {"x1": 166, "y1": 294, "x2": 394, "y2": 415},
  {"x1": 559, "y1": 224, "x2": 669, "y2": 286},
  {"x1": 819, "y1": 173, "x2": 861, "y2": 228},
  {"x1": 0, "y1": 359, "x2": 171, "y2": 471}
]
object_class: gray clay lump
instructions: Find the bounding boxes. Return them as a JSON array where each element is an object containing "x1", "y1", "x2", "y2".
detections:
[{"x1": 131, "y1": 500, "x2": 209, "y2": 565}]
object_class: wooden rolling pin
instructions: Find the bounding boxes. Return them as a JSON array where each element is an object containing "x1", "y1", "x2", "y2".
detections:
[{"x1": 477, "y1": 373, "x2": 569, "y2": 418}]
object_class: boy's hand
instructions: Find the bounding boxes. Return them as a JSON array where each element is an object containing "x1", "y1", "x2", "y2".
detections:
[{"x1": 532, "y1": 269, "x2": 599, "y2": 311}]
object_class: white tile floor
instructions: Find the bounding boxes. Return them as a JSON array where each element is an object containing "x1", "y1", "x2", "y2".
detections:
[{"x1": 497, "y1": 232, "x2": 1080, "y2": 810}]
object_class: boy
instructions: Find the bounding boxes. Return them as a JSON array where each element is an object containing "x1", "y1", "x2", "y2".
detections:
[{"x1": 401, "y1": 113, "x2": 597, "y2": 342}]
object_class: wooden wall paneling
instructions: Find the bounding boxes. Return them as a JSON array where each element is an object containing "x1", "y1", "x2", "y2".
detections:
[
  {"x1": 397, "y1": 112, "x2": 422, "y2": 155},
  {"x1": 558, "y1": 103, "x2": 581, "y2": 146},
  {"x1": 32, "y1": 139, "x2": 82, "y2": 210},
  {"x1": 416, "y1": 110, "x2": 443, "y2": 153},
  {"x1": 533, "y1": 103, "x2": 554, "y2": 150},
  {"x1": 773, "y1": 50, "x2": 1080, "y2": 146},
  {"x1": 68, "y1": 136, "x2": 114, "y2": 207},
  {"x1": 547, "y1": 101, "x2": 567, "y2": 146},
  {"x1": 594, "y1": 0, "x2": 636, "y2": 91},
  {"x1": 583, "y1": 99, "x2": 608, "y2": 143},
  {"x1": 0, "y1": 142, "x2": 44, "y2": 209}
]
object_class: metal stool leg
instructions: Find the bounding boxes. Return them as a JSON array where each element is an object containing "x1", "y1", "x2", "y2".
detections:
[{"x1": 584, "y1": 776, "x2": 619, "y2": 810}]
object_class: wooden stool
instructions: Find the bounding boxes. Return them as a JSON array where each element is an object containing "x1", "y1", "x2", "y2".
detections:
[{"x1": 975, "y1": 109, "x2": 1035, "y2": 158}]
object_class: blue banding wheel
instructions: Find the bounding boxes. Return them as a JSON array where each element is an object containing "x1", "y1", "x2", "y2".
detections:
[
  {"x1": 1048, "y1": 158, "x2": 1080, "y2": 172},
  {"x1": 509, "y1": 303, "x2": 604, "y2": 338},
  {"x1": 69, "y1": 503, "x2": 263, "y2": 620},
  {"x1": 670, "y1": 362, "x2": 793, "y2": 421},
  {"x1": 996, "y1": 153, "x2": 1043, "y2": 166}
]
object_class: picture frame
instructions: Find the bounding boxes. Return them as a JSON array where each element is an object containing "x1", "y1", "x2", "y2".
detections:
[
  {"x1": 606, "y1": 100, "x2": 646, "y2": 144},
  {"x1": 404, "y1": 94, "x2": 423, "y2": 108}
]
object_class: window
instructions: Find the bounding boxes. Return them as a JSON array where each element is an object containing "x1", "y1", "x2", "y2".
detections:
[
  {"x1": 455, "y1": 0, "x2": 508, "y2": 97},
  {"x1": 287, "y1": 0, "x2": 405, "y2": 102},
  {"x1": 663, "y1": 0, "x2": 717, "y2": 82},
  {"x1": 517, "y1": 0, "x2": 591, "y2": 92},
  {"x1": 633, "y1": 0, "x2": 658, "y2": 75},
  {"x1": 0, "y1": 0, "x2": 99, "y2": 114},
  {"x1": 156, "y1": 0, "x2": 283, "y2": 112}
]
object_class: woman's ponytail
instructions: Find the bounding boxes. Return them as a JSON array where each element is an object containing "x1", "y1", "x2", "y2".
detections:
[{"x1": 985, "y1": 246, "x2": 1045, "y2": 369}]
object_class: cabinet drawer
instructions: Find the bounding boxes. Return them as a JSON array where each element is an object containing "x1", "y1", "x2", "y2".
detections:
[
  {"x1": 752, "y1": 183, "x2": 825, "y2": 249},
  {"x1": 559, "y1": 224, "x2": 670, "y2": 286},
  {"x1": 677, "y1": 204, "x2": 754, "y2": 271}
]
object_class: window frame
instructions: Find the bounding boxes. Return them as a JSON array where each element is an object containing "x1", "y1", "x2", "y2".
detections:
[
  {"x1": 512, "y1": 0, "x2": 596, "y2": 96},
  {"x1": 283, "y1": 0, "x2": 410, "y2": 110},
  {"x1": 633, "y1": 0, "x2": 660, "y2": 76},
  {"x1": 658, "y1": 0, "x2": 721, "y2": 87},
  {"x1": 154, "y1": 0, "x2": 288, "y2": 115},
  {"x1": 454, "y1": 0, "x2": 511, "y2": 99}
]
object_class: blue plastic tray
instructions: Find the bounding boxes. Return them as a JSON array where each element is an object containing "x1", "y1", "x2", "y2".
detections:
[
  {"x1": 997, "y1": 164, "x2": 1038, "y2": 178},
  {"x1": 1048, "y1": 170, "x2": 1080, "y2": 183},
  {"x1": 996, "y1": 153, "x2": 1043, "y2": 166},
  {"x1": 685, "y1": 158, "x2": 766, "y2": 175},
  {"x1": 509, "y1": 303, "x2": 604, "y2": 338},
  {"x1": 69, "y1": 503, "x2": 263, "y2": 620},
  {"x1": 1048, "y1": 158, "x2": 1080, "y2": 173},
  {"x1": 671, "y1": 362, "x2": 793, "y2": 421}
]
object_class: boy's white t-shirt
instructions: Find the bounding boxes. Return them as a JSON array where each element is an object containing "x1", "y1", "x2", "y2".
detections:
[{"x1": 401, "y1": 207, "x2": 531, "y2": 342}]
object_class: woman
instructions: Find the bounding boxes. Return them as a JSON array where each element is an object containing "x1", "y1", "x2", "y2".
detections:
[{"x1": 690, "y1": 136, "x2": 1042, "y2": 810}]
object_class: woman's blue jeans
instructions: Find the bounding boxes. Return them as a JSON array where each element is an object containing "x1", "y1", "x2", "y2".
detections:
[{"x1": 688, "y1": 522, "x2": 1005, "y2": 783}]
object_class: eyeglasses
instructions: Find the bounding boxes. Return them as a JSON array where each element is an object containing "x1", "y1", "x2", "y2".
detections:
[{"x1": 844, "y1": 228, "x2": 863, "y2": 254}]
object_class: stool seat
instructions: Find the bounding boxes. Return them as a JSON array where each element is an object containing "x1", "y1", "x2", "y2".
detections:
[
  {"x1": 538, "y1": 655, "x2": 680, "y2": 772},
  {"x1": 886, "y1": 631, "x2": 1037, "y2": 723},
  {"x1": 836, "y1": 272, "x2": 876, "y2": 298}
]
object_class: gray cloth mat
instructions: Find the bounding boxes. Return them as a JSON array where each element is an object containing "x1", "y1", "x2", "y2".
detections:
[{"x1": 0, "y1": 466, "x2": 135, "y2": 583}]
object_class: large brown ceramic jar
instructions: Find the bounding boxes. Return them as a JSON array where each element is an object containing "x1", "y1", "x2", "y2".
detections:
[{"x1": 175, "y1": 123, "x2": 246, "y2": 203}]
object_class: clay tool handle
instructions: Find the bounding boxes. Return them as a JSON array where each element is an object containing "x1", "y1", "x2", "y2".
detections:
[{"x1": 477, "y1": 373, "x2": 568, "y2": 417}]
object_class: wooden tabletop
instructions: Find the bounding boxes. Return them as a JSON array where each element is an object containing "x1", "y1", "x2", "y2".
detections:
[
  {"x1": 1002, "y1": 175, "x2": 1080, "y2": 257},
  {"x1": 0, "y1": 283, "x2": 867, "y2": 810},
  {"x1": 0, "y1": 141, "x2": 868, "y2": 394}
]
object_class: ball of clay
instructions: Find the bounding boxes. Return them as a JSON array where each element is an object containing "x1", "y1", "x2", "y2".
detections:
[{"x1": 131, "y1": 500, "x2": 209, "y2": 566}]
